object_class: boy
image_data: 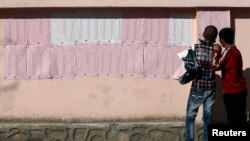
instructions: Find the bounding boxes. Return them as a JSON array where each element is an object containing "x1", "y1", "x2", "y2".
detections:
[
  {"x1": 213, "y1": 28, "x2": 247, "y2": 125},
  {"x1": 184, "y1": 25, "x2": 218, "y2": 141}
]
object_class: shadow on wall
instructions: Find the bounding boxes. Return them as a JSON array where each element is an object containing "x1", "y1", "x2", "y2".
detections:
[
  {"x1": 0, "y1": 12, "x2": 20, "y2": 95},
  {"x1": 212, "y1": 74, "x2": 227, "y2": 124},
  {"x1": 0, "y1": 81, "x2": 19, "y2": 95},
  {"x1": 0, "y1": 53, "x2": 20, "y2": 96},
  {"x1": 243, "y1": 68, "x2": 250, "y2": 122},
  {"x1": 213, "y1": 68, "x2": 250, "y2": 124}
]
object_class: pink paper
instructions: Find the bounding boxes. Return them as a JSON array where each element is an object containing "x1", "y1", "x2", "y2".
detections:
[
  {"x1": 166, "y1": 46, "x2": 188, "y2": 78},
  {"x1": 75, "y1": 44, "x2": 98, "y2": 76},
  {"x1": 27, "y1": 46, "x2": 51, "y2": 79},
  {"x1": 171, "y1": 61, "x2": 185, "y2": 79},
  {"x1": 4, "y1": 14, "x2": 28, "y2": 45},
  {"x1": 51, "y1": 46, "x2": 75, "y2": 78},
  {"x1": 145, "y1": 11, "x2": 168, "y2": 44},
  {"x1": 197, "y1": 10, "x2": 231, "y2": 41},
  {"x1": 96, "y1": 44, "x2": 121, "y2": 76},
  {"x1": 169, "y1": 46, "x2": 187, "y2": 79},
  {"x1": 27, "y1": 15, "x2": 50, "y2": 45},
  {"x1": 122, "y1": 11, "x2": 146, "y2": 43},
  {"x1": 4, "y1": 45, "x2": 27, "y2": 79},
  {"x1": 144, "y1": 47, "x2": 168, "y2": 78},
  {"x1": 120, "y1": 44, "x2": 144, "y2": 77}
]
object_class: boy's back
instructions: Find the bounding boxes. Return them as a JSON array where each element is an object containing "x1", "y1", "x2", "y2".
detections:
[
  {"x1": 192, "y1": 40, "x2": 216, "y2": 90},
  {"x1": 218, "y1": 46, "x2": 247, "y2": 94}
]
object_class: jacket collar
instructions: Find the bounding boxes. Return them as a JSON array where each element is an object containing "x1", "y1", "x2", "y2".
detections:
[{"x1": 199, "y1": 39, "x2": 214, "y2": 45}]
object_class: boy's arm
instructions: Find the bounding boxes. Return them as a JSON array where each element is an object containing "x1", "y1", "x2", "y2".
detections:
[{"x1": 212, "y1": 44, "x2": 224, "y2": 71}]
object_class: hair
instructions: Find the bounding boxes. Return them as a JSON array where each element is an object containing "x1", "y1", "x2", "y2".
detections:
[
  {"x1": 203, "y1": 25, "x2": 218, "y2": 43},
  {"x1": 219, "y1": 28, "x2": 234, "y2": 44}
]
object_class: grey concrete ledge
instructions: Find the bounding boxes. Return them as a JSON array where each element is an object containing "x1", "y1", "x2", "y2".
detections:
[{"x1": 0, "y1": 122, "x2": 204, "y2": 141}]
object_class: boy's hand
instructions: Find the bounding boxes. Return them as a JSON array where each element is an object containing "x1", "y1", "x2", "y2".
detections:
[{"x1": 213, "y1": 44, "x2": 221, "y2": 51}]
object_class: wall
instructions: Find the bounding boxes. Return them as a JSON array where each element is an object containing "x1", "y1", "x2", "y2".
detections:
[
  {"x1": 233, "y1": 8, "x2": 250, "y2": 118},
  {"x1": 1, "y1": 0, "x2": 250, "y2": 8},
  {"x1": 1, "y1": 8, "x2": 250, "y2": 123},
  {"x1": 0, "y1": 8, "x2": 196, "y2": 121},
  {"x1": 212, "y1": 8, "x2": 250, "y2": 123},
  {"x1": 0, "y1": 68, "x2": 192, "y2": 120}
]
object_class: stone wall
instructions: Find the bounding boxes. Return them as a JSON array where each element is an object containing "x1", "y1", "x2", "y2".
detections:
[{"x1": 0, "y1": 122, "x2": 203, "y2": 141}]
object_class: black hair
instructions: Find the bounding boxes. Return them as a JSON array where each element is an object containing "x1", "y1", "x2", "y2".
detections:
[
  {"x1": 219, "y1": 28, "x2": 234, "y2": 44},
  {"x1": 204, "y1": 25, "x2": 218, "y2": 43}
]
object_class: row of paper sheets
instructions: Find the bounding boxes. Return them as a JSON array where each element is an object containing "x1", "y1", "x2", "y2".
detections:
[
  {"x1": 4, "y1": 44, "x2": 186, "y2": 79},
  {"x1": 4, "y1": 11, "x2": 193, "y2": 46},
  {"x1": 4, "y1": 10, "x2": 230, "y2": 45},
  {"x1": 3, "y1": 10, "x2": 231, "y2": 79}
]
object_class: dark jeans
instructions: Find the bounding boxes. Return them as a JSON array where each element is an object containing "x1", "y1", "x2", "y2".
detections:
[
  {"x1": 223, "y1": 90, "x2": 247, "y2": 125},
  {"x1": 185, "y1": 88, "x2": 215, "y2": 141}
]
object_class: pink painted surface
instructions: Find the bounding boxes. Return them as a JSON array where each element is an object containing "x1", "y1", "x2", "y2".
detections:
[
  {"x1": 4, "y1": 45, "x2": 27, "y2": 79},
  {"x1": 27, "y1": 46, "x2": 51, "y2": 79},
  {"x1": 3, "y1": 9, "x2": 241, "y2": 121},
  {"x1": 75, "y1": 44, "x2": 98, "y2": 76},
  {"x1": 0, "y1": 77, "x2": 191, "y2": 119},
  {"x1": 27, "y1": 14, "x2": 50, "y2": 45},
  {"x1": 51, "y1": 46, "x2": 75, "y2": 78},
  {"x1": 197, "y1": 10, "x2": 231, "y2": 41},
  {"x1": 120, "y1": 44, "x2": 144, "y2": 76},
  {"x1": 4, "y1": 14, "x2": 27, "y2": 45}
]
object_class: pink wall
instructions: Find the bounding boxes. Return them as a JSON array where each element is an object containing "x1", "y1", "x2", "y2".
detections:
[
  {"x1": 0, "y1": 10, "x2": 195, "y2": 120},
  {"x1": 1, "y1": 8, "x2": 250, "y2": 123},
  {"x1": 1, "y1": 0, "x2": 250, "y2": 7},
  {"x1": 0, "y1": 76, "x2": 192, "y2": 119},
  {"x1": 232, "y1": 8, "x2": 250, "y2": 117}
]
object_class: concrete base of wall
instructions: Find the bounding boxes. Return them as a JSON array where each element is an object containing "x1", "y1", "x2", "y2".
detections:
[{"x1": 0, "y1": 122, "x2": 204, "y2": 141}]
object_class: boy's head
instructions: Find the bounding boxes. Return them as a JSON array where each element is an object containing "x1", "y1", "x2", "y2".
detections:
[
  {"x1": 219, "y1": 27, "x2": 234, "y2": 47},
  {"x1": 203, "y1": 25, "x2": 218, "y2": 43}
]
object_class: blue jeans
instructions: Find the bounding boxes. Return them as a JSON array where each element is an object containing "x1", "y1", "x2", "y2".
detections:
[{"x1": 185, "y1": 87, "x2": 215, "y2": 141}]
